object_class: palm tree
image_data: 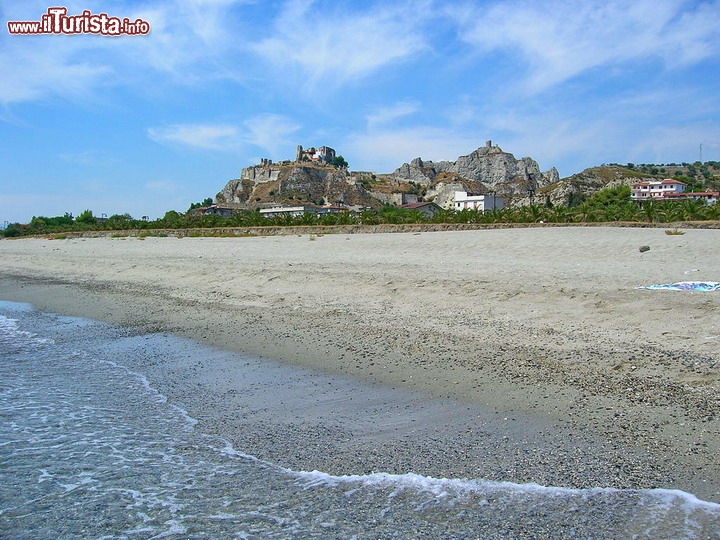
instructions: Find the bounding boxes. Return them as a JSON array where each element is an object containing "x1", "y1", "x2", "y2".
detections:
[
  {"x1": 573, "y1": 202, "x2": 603, "y2": 223},
  {"x1": 680, "y1": 199, "x2": 708, "y2": 221},
  {"x1": 655, "y1": 203, "x2": 684, "y2": 223},
  {"x1": 429, "y1": 209, "x2": 453, "y2": 224},
  {"x1": 298, "y1": 211, "x2": 319, "y2": 226},
  {"x1": 360, "y1": 210, "x2": 381, "y2": 225},
  {"x1": 336, "y1": 210, "x2": 356, "y2": 225},
  {"x1": 548, "y1": 206, "x2": 571, "y2": 223},
  {"x1": 639, "y1": 200, "x2": 657, "y2": 223}
]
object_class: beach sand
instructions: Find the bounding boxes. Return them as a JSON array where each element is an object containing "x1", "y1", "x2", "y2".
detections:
[{"x1": 1, "y1": 226, "x2": 719, "y2": 501}]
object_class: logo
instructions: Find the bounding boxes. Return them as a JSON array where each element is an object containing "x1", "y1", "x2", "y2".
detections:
[{"x1": 7, "y1": 7, "x2": 150, "y2": 36}]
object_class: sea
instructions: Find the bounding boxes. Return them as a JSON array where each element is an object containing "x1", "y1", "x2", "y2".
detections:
[{"x1": 2, "y1": 299, "x2": 719, "y2": 539}]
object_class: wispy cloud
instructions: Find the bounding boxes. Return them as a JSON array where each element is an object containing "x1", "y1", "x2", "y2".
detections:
[
  {"x1": 0, "y1": 0, "x2": 253, "y2": 107},
  {"x1": 242, "y1": 113, "x2": 301, "y2": 156},
  {"x1": 121, "y1": 1, "x2": 249, "y2": 82},
  {"x1": 147, "y1": 114, "x2": 301, "y2": 155},
  {"x1": 0, "y1": 37, "x2": 112, "y2": 106},
  {"x1": 250, "y1": 0, "x2": 430, "y2": 90},
  {"x1": 452, "y1": 0, "x2": 720, "y2": 92},
  {"x1": 58, "y1": 150, "x2": 118, "y2": 166},
  {"x1": 366, "y1": 101, "x2": 421, "y2": 130},
  {"x1": 147, "y1": 123, "x2": 241, "y2": 150}
]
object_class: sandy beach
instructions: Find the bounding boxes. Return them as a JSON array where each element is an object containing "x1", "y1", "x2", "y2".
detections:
[{"x1": 1, "y1": 226, "x2": 719, "y2": 502}]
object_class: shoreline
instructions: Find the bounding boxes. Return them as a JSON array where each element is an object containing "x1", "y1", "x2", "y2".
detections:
[{"x1": 2, "y1": 227, "x2": 719, "y2": 501}]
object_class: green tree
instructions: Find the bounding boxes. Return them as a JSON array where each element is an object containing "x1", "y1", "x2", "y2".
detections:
[
  {"x1": 330, "y1": 155, "x2": 349, "y2": 169},
  {"x1": 160, "y1": 210, "x2": 184, "y2": 228},
  {"x1": 1, "y1": 224, "x2": 23, "y2": 237},
  {"x1": 188, "y1": 198, "x2": 214, "y2": 211},
  {"x1": 583, "y1": 185, "x2": 632, "y2": 210},
  {"x1": 75, "y1": 209, "x2": 97, "y2": 224},
  {"x1": 29, "y1": 217, "x2": 47, "y2": 231}
]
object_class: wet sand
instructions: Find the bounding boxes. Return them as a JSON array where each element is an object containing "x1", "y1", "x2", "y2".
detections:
[{"x1": 1, "y1": 227, "x2": 719, "y2": 500}]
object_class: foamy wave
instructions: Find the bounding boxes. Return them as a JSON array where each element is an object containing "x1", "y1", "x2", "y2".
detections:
[
  {"x1": 0, "y1": 314, "x2": 54, "y2": 349},
  {"x1": 100, "y1": 359, "x2": 198, "y2": 429},
  {"x1": 294, "y1": 469, "x2": 720, "y2": 514}
]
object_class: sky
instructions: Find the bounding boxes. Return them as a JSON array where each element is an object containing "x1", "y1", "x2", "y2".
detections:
[{"x1": 1, "y1": 0, "x2": 719, "y2": 224}]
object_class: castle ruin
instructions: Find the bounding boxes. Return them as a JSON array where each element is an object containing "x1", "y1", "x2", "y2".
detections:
[{"x1": 296, "y1": 145, "x2": 336, "y2": 164}]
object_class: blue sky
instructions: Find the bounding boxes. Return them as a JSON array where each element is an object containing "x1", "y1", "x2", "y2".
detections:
[{"x1": 1, "y1": 0, "x2": 719, "y2": 223}]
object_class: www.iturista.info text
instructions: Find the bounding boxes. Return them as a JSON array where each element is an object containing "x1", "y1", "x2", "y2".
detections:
[{"x1": 7, "y1": 7, "x2": 150, "y2": 36}]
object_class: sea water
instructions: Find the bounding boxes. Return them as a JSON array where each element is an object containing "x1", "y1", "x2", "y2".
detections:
[{"x1": 1, "y1": 300, "x2": 719, "y2": 539}]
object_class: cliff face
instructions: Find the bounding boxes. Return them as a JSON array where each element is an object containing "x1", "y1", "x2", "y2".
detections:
[
  {"x1": 391, "y1": 141, "x2": 559, "y2": 204},
  {"x1": 215, "y1": 163, "x2": 380, "y2": 209},
  {"x1": 539, "y1": 166, "x2": 646, "y2": 207}
]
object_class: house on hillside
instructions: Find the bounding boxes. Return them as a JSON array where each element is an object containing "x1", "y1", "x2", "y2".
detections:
[
  {"x1": 200, "y1": 205, "x2": 234, "y2": 217},
  {"x1": 631, "y1": 179, "x2": 718, "y2": 204},
  {"x1": 316, "y1": 205, "x2": 348, "y2": 215},
  {"x1": 259, "y1": 206, "x2": 310, "y2": 218},
  {"x1": 259, "y1": 204, "x2": 350, "y2": 218},
  {"x1": 453, "y1": 191, "x2": 504, "y2": 211},
  {"x1": 631, "y1": 179, "x2": 687, "y2": 200},
  {"x1": 663, "y1": 191, "x2": 720, "y2": 204},
  {"x1": 399, "y1": 201, "x2": 443, "y2": 217}
]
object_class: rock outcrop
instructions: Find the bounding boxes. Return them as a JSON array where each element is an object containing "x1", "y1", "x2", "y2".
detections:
[
  {"x1": 539, "y1": 166, "x2": 645, "y2": 207},
  {"x1": 391, "y1": 141, "x2": 559, "y2": 205},
  {"x1": 215, "y1": 162, "x2": 380, "y2": 209}
]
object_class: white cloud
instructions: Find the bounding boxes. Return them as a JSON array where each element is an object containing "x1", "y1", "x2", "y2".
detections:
[
  {"x1": 122, "y1": 2, "x2": 246, "y2": 81},
  {"x1": 147, "y1": 123, "x2": 241, "y2": 150},
  {"x1": 242, "y1": 113, "x2": 301, "y2": 156},
  {"x1": 147, "y1": 114, "x2": 301, "y2": 155},
  {"x1": 58, "y1": 150, "x2": 118, "y2": 166},
  {"x1": 365, "y1": 101, "x2": 421, "y2": 130},
  {"x1": 0, "y1": 38, "x2": 112, "y2": 106},
  {"x1": 250, "y1": 0, "x2": 430, "y2": 90},
  {"x1": 0, "y1": 0, "x2": 254, "y2": 106},
  {"x1": 452, "y1": 0, "x2": 720, "y2": 92}
]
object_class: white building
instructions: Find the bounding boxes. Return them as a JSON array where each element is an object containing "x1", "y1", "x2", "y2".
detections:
[
  {"x1": 454, "y1": 191, "x2": 504, "y2": 211},
  {"x1": 259, "y1": 206, "x2": 307, "y2": 218},
  {"x1": 663, "y1": 191, "x2": 719, "y2": 204},
  {"x1": 631, "y1": 179, "x2": 687, "y2": 200}
]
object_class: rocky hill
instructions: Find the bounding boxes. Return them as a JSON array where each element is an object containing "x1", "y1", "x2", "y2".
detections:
[
  {"x1": 537, "y1": 166, "x2": 649, "y2": 207},
  {"x1": 384, "y1": 140, "x2": 560, "y2": 208},
  {"x1": 215, "y1": 162, "x2": 381, "y2": 209},
  {"x1": 215, "y1": 143, "x2": 709, "y2": 211},
  {"x1": 215, "y1": 141, "x2": 563, "y2": 211}
]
